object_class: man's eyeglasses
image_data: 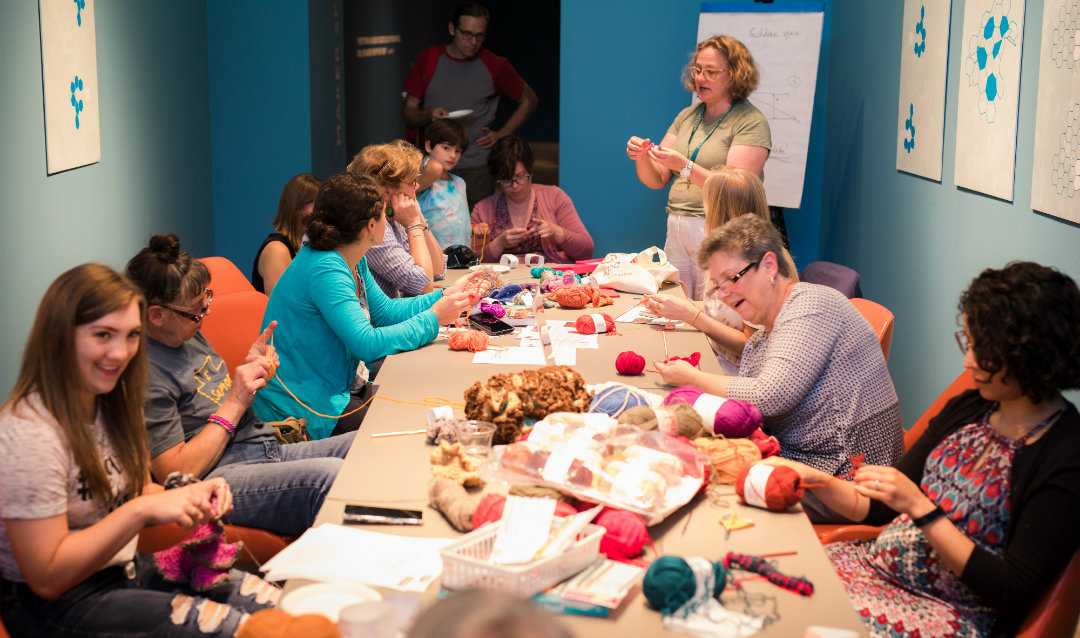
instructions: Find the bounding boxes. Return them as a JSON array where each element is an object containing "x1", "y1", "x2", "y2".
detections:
[
  {"x1": 163, "y1": 289, "x2": 214, "y2": 323},
  {"x1": 689, "y1": 65, "x2": 728, "y2": 81},
  {"x1": 719, "y1": 261, "x2": 759, "y2": 288},
  {"x1": 498, "y1": 173, "x2": 533, "y2": 188},
  {"x1": 455, "y1": 27, "x2": 486, "y2": 42},
  {"x1": 954, "y1": 330, "x2": 971, "y2": 355}
]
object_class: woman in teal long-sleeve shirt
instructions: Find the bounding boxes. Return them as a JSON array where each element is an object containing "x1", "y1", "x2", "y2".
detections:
[{"x1": 253, "y1": 173, "x2": 474, "y2": 439}]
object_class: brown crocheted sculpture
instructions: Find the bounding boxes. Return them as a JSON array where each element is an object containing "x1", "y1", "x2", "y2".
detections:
[{"x1": 463, "y1": 365, "x2": 591, "y2": 444}]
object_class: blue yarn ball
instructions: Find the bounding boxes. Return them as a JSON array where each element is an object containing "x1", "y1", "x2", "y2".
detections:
[
  {"x1": 589, "y1": 384, "x2": 651, "y2": 418},
  {"x1": 642, "y1": 556, "x2": 698, "y2": 614}
]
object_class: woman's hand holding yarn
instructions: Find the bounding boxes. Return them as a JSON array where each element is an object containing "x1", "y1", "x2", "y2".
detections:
[
  {"x1": 228, "y1": 356, "x2": 273, "y2": 409},
  {"x1": 141, "y1": 479, "x2": 229, "y2": 528},
  {"x1": 534, "y1": 220, "x2": 565, "y2": 245},
  {"x1": 654, "y1": 358, "x2": 701, "y2": 387},
  {"x1": 853, "y1": 465, "x2": 933, "y2": 517},
  {"x1": 431, "y1": 291, "x2": 471, "y2": 325},
  {"x1": 647, "y1": 144, "x2": 690, "y2": 173},
  {"x1": 645, "y1": 294, "x2": 697, "y2": 324},
  {"x1": 626, "y1": 136, "x2": 651, "y2": 161}
]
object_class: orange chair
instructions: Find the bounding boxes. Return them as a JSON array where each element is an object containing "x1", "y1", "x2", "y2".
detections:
[
  {"x1": 819, "y1": 526, "x2": 1080, "y2": 638},
  {"x1": 201, "y1": 256, "x2": 255, "y2": 295},
  {"x1": 814, "y1": 370, "x2": 976, "y2": 543},
  {"x1": 850, "y1": 297, "x2": 894, "y2": 362},
  {"x1": 199, "y1": 290, "x2": 269, "y2": 374},
  {"x1": 138, "y1": 523, "x2": 294, "y2": 565}
]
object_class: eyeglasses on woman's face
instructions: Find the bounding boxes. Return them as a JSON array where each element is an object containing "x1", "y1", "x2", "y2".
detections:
[
  {"x1": 954, "y1": 329, "x2": 972, "y2": 355},
  {"x1": 163, "y1": 289, "x2": 214, "y2": 323},
  {"x1": 498, "y1": 173, "x2": 533, "y2": 188},
  {"x1": 689, "y1": 65, "x2": 728, "y2": 81},
  {"x1": 717, "y1": 260, "x2": 759, "y2": 289}
]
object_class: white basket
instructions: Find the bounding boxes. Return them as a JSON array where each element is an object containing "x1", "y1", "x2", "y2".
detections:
[{"x1": 440, "y1": 522, "x2": 604, "y2": 597}]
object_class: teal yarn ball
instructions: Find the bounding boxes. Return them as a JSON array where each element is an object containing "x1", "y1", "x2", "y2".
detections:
[
  {"x1": 642, "y1": 556, "x2": 698, "y2": 614},
  {"x1": 642, "y1": 556, "x2": 730, "y2": 615}
]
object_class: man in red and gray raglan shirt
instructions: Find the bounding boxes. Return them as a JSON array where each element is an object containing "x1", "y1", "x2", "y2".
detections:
[{"x1": 402, "y1": 1, "x2": 539, "y2": 210}]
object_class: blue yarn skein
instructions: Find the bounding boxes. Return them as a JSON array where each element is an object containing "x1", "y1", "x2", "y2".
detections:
[
  {"x1": 489, "y1": 284, "x2": 524, "y2": 302},
  {"x1": 589, "y1": 384, "x2": 652, "y2": 418}
]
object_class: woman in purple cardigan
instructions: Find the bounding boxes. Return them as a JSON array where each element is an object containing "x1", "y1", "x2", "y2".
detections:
[{"x1": 470, "y1": 136, "x2": 594, "y2": 264}]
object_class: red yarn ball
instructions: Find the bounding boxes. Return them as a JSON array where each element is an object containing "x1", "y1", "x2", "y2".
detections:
[
  {"x1": 748, "y1": 429, "x2": 781, "y2": 458},
  {"x1": 615, "y1": 351, "x2": 646, "y2": 375},
  {"x1": 575, "y1": 313, "x2": 615, "y2": 335},
  {"x1": 735, "y1": 464, "x2": 804, "y2": 511},
  {"x1": 472, "y1": 494, "x2": 578, "y2": 528},
  {"x1": 595, "y1": 508, "x2": 649, "y2": 562}
]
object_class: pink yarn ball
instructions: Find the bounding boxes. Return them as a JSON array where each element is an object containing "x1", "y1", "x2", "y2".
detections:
[
  {"x1": 663, "y1": 386, "x2": 762, "y2": 438},
  {"x1": 595, "y1": 508, "x2": 649, "y2": 561},
  {"x1": 713, "y1": 400, "x2": 763, "y2": 438},
  {"x1": 615, "y1": 351, "x2": 646, "y2": 375}
]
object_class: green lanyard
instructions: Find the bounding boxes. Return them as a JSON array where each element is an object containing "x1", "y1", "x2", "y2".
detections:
[{"x1": 684, "y1": 102, "x2": 734, "y2": 185}]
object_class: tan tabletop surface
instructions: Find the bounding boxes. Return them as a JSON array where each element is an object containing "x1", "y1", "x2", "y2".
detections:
[{"x1": 292, "y1": 265, "x2": 868, "y2": 637}]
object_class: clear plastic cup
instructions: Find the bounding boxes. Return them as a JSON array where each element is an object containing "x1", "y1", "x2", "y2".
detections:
[{"x1": 456, "y1": 420, "x2": 496, "y2": 458}]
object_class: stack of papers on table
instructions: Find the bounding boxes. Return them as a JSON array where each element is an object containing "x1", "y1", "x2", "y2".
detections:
[{"x1": 260, "y1": 523, "x2": 452, "y2": 592}]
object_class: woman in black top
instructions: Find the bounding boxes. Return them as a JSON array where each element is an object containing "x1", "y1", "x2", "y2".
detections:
[
  {"x1": 251, "y1": 173, "x2": 319, "y2": 294},
  {"x1": 758, "y1": 261, "x2": 1080, "y2": 637}
]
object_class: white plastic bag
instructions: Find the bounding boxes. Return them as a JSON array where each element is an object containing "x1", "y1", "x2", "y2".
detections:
[{"x1": 592, "y1": 247, "x2": 680, "y2": 294}]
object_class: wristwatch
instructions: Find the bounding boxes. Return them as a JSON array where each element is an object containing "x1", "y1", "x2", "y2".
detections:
[
  {"x1": 912, "y1": 504, "x2": 946, "y2": 527},
  {"x1": 679, "y1": 161, "x2": 694, "y2": 179}
]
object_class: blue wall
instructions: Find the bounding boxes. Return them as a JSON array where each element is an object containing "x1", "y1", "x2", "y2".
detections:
[
  {"x1": 824, "y1": 0, "x2": 1080, "y2": 423},
  {"x1": 0, "y1": 2, "x2": 214, "y2": 395},
  {"x1": 207, "y1": 1, "x2": 314, "y2": 281},
  {"x1": 560, "y1": 0, "x2": 830, "y2": 269}
]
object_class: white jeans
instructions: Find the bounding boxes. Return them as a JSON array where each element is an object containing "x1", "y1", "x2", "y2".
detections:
[{"x1": 664, "y1": 213, "x2": 707, "y2": 300}]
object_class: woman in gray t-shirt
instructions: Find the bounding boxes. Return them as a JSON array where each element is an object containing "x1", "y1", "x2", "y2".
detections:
[{"x1": 0, "y1": 264, "x2": 278, "y2": 638}]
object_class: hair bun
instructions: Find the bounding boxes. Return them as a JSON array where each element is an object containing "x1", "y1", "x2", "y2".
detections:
[{"x1": 147, "y1": 234, "x2": 181, "y2": 263}]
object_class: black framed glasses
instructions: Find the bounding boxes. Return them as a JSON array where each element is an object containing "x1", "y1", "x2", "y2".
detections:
[
  {"x1": 954, "y1": 330, "x2": 971, "y2": 355},
  {"x1": 498, "y1": 173, "x2": 533, "y2": 188},
  {"x1": 719, "y1": 261, "x2": 759, "y2": 288},
  {"x1": 455, "y1": 27, "x2": 486, "y2": 42},
  {"x1": 163, "y1": 289, "x2": 214, "y2": 323}
]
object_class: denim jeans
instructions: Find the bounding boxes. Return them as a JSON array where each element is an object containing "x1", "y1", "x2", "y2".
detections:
[
  {"x1": 0, "y1": 554, "x2": 278, "y2": 638},
  {"x1": 206, "y1": 431, "x2": 355, "y2": 536}
]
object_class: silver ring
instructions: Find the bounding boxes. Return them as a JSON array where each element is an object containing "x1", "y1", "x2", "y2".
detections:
[{"x1": 874, "y1": 479, "x2": 880, "y2": 490}]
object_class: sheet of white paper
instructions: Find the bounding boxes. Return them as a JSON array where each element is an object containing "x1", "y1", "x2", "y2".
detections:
[
  {"x1": 260, "y1": 524, "x2": 452, "y2": 592},
  {"x1": 550, "y1": 339, "x2": 576, "y2": 365},
  {"x1": 472, "y1": 346, "x2": 546, "y2": 365}
]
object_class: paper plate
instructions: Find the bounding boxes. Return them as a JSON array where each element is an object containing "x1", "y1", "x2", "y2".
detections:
[
  {"x1": 446, "y1": 109, "x2": 474, "y2": 119},
  {"x1": 280, "y1": 582, "x2": 381, "y2": 622},
  {"x1": 469, "y1": 264, "x2": 510, "y2": 273}
]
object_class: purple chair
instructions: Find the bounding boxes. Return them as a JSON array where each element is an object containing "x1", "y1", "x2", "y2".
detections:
[{"x1": 799, "y1": 261, "x2": 862, "y2": 299}]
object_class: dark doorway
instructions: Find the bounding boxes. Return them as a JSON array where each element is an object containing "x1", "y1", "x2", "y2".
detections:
[{"x1": 342, "y1": 1, "x2": 559, "y2": 182}]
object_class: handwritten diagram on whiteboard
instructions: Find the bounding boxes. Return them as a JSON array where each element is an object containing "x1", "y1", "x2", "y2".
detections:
[
  {"x1": 953, "y1": 0, "x2": 1025, "y2": 201},
  {"x1": 698, "y1": 4, "x2": 824, "y2": 209},
  {"x1": 1031, "y1": 0, "x2": 1080, "y2": 223},
  {"x1": 896, "y1": 0, "x2": 953, "y2": 180}
]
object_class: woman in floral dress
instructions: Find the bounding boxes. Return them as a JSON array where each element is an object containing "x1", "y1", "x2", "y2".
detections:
[{"x1": 757, "y1": 261, "x2": 1080, "y2": 637}]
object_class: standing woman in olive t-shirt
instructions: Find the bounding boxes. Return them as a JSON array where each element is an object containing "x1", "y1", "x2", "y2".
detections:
[{"x1": 627, "y1": 35, "x2": 772, "y2": 300}]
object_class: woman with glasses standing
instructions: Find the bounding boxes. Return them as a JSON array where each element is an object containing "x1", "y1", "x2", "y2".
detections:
[
  {"x1": 626, "y1": 35, "x2": 771, "y2": 300},
  {"x1": 655, "y1": 215, "x2": 903, "y2": 500},
  {"x1": 471, "y1": 135, "x2": 594, "y2": 264}
]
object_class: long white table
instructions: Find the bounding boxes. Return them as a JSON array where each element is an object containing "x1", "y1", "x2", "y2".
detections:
[{"x1": 294, "y1": 265, "x2": 868, "y2": 637}]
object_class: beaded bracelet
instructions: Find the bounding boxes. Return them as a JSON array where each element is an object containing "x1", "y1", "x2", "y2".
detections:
[
  {"x1": 207, "y1": 414, "x2": 235, "y2": 437},
  {"x1": 405, "y1": 222, "x2": 428, "y2": 233}
]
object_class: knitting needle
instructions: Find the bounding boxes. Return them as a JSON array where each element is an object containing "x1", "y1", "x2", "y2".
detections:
[{"x1": 371, "y1": 429, "x2": 426, "y2": 438}]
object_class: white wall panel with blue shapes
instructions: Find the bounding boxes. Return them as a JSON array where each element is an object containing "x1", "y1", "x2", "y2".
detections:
[
  {"x1": 39, "y1": 0, "x2": 100, "y2": 174},
  {"x1": 953, "y1": 0, "x2": 1025, "y2": 201},
  {"x1": 896, "y1": 0, "x2": 952, "y2": 181}
]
